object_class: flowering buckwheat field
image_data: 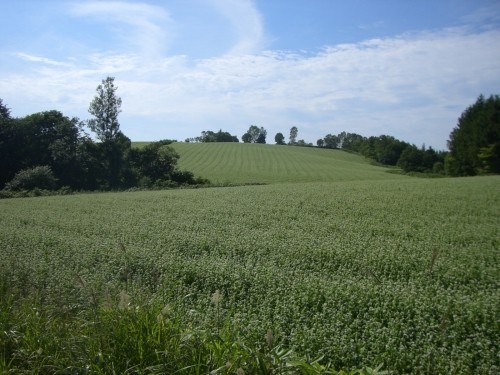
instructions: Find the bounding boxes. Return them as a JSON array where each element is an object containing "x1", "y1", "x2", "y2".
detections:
[{"x1": 0, "y1": 147, "x2": 498, "y2": 374}]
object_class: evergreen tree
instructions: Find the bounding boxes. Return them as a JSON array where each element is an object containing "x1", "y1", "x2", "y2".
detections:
[
  {"x1": 0, "y1": 98, "x2": 11, "y2": 119},
  {"x1": 447, "y1": 95, "x2": 500, "y2": 175}
]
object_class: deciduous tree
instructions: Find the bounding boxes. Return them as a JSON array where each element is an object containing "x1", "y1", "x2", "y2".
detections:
[
  {"x1": 243, "y1": 125, "x2": 267, "y2": 143},
  {"x1": 275, "y1": 132, "x2": 285, "y2": 145},
  {"x1": 88, "y1": 77, "x2": 122, "y2": 142},
  {"x1": 256, "y1": 127, "x2": 267, "y2": 144},
  {"x1": 289, "y1": 126, "x2": 298, "y2": 145}
]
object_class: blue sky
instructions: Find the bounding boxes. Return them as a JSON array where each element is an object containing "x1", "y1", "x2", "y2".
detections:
[{"x1": 1, "y1": 0, "x2": 499, "y2": 149}]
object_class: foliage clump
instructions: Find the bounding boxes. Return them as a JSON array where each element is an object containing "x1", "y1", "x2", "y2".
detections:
[{"x1": 5, "y1": 165, "x2": 58, "y2": 191}]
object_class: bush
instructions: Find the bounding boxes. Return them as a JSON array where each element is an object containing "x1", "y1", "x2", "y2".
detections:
[{"x1": 5, "y1": 165, "x2": 58, "y2": 191}]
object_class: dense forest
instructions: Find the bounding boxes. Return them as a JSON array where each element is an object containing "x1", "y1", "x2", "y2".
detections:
[{"x1": 1, "y1": 80, "x2": 499, "y2": 196}]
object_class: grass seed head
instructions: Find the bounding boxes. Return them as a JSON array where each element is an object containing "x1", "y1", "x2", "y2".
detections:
[
  {"x1": 211, "y1": 289, "x2": 222, "y2": 305},
  {"x1": 265, "y1": 329, "x2": 273, "y2": 349},
  {"x1": 118, "y1": 291, "x2": 130, "y2": 310}
]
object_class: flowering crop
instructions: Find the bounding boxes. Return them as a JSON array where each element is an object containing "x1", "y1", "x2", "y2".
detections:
[{"x1": 0, "y1": 176, "x2": 498, "y2": 374}]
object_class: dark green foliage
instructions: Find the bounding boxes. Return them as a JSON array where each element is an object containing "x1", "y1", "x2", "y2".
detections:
[
  {"x1": 397, "y1": 145, "x2": 425, "y2": 172},
  {"x1": 199, "y1": 129, "x2": 239, "y2": 142},
  {"x1": 5, "y1": 165, "x2": 57, "y2": 190},
  {"x1": 317, "y1": 130, "x2": 448, "y2": 174},
  {"x1": 187, "y1": 130, "x2": 239, "y2": 143},
  {"x1": 275, "y1": 132, "x2": 285, "y2": 145},
  {"x1": 296, "y1": 139, "x2": 313, "y2": 147},
  {"x1": 242, "y1": 132, "x2": 252, "y2": 143},
  {"x1": 129, "y1": 140, "x2": 179, "y2": 186},
  {"x1": 289, "y1": 126, "x2": 298, "y2": 145},
  {"x1": 361, "y1": 135, "x2": 408, "y2": 165},
  {"x1": 0, "y1": 110, "x2": 83, "y2": 188},
  {"x1": 0, "y1": 98, "x2": 11, "y2": 119},
  {"x1": 243, "y1": 125, "x2": 267, "y2": 143},
  {"x1": 447, "y1": 94, "x2": 500, "y2": 175},
  {"x1": 247, "y1": 125, "x2": 261, "y2": 142},
  {"x1": 99, "y1": 132, "x2": 133, "y2": 189},
  {"x1": 397, "y1": 145, "x2": 444, "y2": 173},
  {"x1": 323, "y1": 133, "x2": 339, "y2": 149},
  {"x1": 319, "y1": 132, "x2": 366, "y2": 151},
  {"x1": 256, "y1": 130, "x2": 267, "y2": 144},
  {"x1": 337, "y1": 132, "x2": 366, "y2": 152}
]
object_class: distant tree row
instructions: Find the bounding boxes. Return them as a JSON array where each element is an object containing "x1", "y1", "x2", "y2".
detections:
[
  {"x1": 186, "y1": 130, "x2": 239, "y2": 143},
  {"x1": 274, "y1": 126, "x2": 313, "y2": 146},
  {"x1": 314, "y1": 95, "x2": 499, "y2": 175},
  {"x1": 0, "y1": 78, "x2": 206, "y2": 193},
  {"x1": 315, "y1": 131, "x2": 446, "y2": 173},
  {"x1": 242, "y1": 125, "x2": 267, "y2": 144}
]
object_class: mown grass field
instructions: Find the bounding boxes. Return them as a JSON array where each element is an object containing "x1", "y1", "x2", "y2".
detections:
[
  {"x1": 1, "y1": 143, "x2": 499, "y2": 374},
  {"x1": 170, "y1": 142, "x2": 408, "y2": 184}
]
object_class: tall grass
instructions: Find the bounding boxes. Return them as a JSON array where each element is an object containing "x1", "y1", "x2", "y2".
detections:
[{"x1": 0, "y1": 277, "x2": 384, "y2": 374}]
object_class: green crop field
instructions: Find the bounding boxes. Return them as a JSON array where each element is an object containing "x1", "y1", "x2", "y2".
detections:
[
  {"x1": 171, "y1": 142, "x2": 407, "y2": 184},
  {"x1": 1, "y1": 143, "x2": 499, "y2": 374}
]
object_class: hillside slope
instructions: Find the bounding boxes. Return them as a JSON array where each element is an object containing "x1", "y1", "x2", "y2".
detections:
[{"x1": 171, "y1": 142, "x2": 408, "y2": 184}]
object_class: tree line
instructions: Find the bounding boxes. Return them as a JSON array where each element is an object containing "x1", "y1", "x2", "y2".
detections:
[
  {"x1": 316, "y1": 132, "x2": 447, "y2": 174},
  {"x1": 0, "y1": 77, "x2": 207, "y2": 194},
  {"x1": 192, "y1": 95, "x2": 499, "y2": 176}
]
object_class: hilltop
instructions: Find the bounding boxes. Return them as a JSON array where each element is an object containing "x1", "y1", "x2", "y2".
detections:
[{"x1": 168, "y1": 142, "x2": 408, "y2": 184}]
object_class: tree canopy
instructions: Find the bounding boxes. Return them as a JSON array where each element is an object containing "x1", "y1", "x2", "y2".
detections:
[
  {"x1": 446, "y1": 94, "x2": 500, "y2": 175},
  {"x1": 190, "y1": 130, "x2": 239, "y2": 143},
  {"x1": 242, "y1": 125, "x2": 267, "y2": 144},
  {"x1": 87, "y1": 77, "x2": 122, "y2": 142},
  {"x1": 275, "y1": 132, "x2": 285, "y2": 145},
  {"x1": 0, "y1": 99, "x2": 11, "y2": 119},
  {"x1": 289, "y1": 126, "x2": 298, "y2": 145}
]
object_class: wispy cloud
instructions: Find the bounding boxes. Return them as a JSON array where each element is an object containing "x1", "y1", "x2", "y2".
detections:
[
  {"x1": 16, "y1": 52, "x2": 71, "y2": 67},
  {"x1": 209, "y1": 0, "x2": 267, "y2": 55},
  {"x1": 69, "y1": 1, "x2": 173, "y2": 56},
  {"x1": 460, "y1": 2, "x2": 500, "y2": 28}
]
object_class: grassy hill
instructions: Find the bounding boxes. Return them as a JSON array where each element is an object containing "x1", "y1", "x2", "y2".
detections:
[{"x1": 170, "y1": 142, "x2": 407, "y2": 184}]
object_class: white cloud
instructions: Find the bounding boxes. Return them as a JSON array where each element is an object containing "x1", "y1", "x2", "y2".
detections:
[
  {"x1": 2, "y1": 4, "x2": 499, "y2": 150},
  {"x1": 209, "y1": 0, "x2": 267, "y2": 55},
  {"x1": 69, "y1": 1, "x2": 173, "y2": 56},
  {"x1": 16, "y1": 53, "x2": 71, "y2": 67}
]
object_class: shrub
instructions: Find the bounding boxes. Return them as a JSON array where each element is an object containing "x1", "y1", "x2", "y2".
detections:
[{"x1": 5, "y1": 165, "x2": 58, "y2": 191}]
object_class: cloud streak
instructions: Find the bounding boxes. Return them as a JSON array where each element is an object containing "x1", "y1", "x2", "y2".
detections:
[
  {"x1": 69, "y1": 1, "x2": 173, "y2": 56},
  {"x1": 209, "y1": 0, "x2": 267, "y2": 55}
]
